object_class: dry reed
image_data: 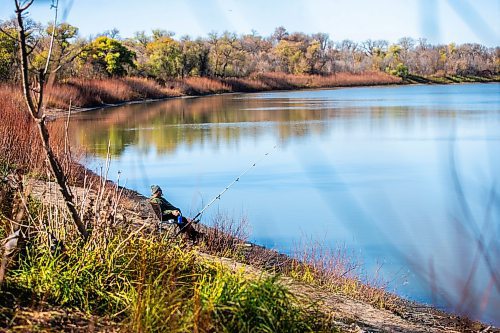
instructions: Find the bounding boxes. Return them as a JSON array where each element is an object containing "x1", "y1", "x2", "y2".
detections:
[
  {"x1": 0, "y1": 85, "x2": 82, "y2": 180},
  {"x1": 41, "y1": 71, "x2": 402, "y2": 110}
]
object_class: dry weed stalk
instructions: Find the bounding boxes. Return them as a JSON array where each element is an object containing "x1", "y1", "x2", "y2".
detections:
[
  {"x1": 201, "y1": 212, "x2": 249, "y2": 255},
  {"x1": 24, "y1": 165, "x2": 128, "y2": 254}
]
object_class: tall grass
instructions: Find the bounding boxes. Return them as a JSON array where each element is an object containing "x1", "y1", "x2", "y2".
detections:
[
  {"x1": 178, "y1": 77, "x2": 233, "y2": 95},
  {"x1": 0, "y1": 85, "x2": 82, "y2": 179},
  {"x1": 201, "y1": 212, "x2": 250, "y2": 258},
  {"x1": 5, "y1": 236, "x2": 335, "y2": 332},
  {"x1": 45, "y1": 77, "x2": 181, "y2": 109},
  {"x1": 195, "y1": 264, "x2": 334, "y2": 333},
  {"x1": 40, "y1": 71, "x2": 402, "y2": 110},
  {"x1": 285, "y1": 238, "x2": 399, "y2": 310},
  {"x1": 0, "y1": 85, "x2": 44, "y2": 173},
  {"x1": 249, "y1": 71, "x2": 401, "y2": 90}
]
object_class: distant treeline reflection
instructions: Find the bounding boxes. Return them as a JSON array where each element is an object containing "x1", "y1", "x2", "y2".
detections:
[{"x1": 68, "y1": 91, "x2": 475, "y2": 157}]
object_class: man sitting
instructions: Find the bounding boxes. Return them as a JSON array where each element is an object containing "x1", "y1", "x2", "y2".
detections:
[{"x1": 149, "y1": 185, "x2": 200, "y2": 241}]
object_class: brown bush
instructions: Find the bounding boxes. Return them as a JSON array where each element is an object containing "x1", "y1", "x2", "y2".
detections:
[
  {"x1": 45, "y1": 77, "x2": 179, "y2": 109},
  {"x1": 43, "y1": 71, "x2": 401, "y2": 110},
  {"x1": 0, "y1": 85, "x2": 81, "y2": 180},
  {"x1": 251, "y1": 71, "x2": 401, "y2": 89},
  {"x1": 179, "y1": 77, "x2": 232, "y2": 95}
]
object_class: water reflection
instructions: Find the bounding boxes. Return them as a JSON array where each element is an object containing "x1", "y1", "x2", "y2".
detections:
[
  {"x1": 67, "y1": 83, "x2": 500, "y2": 325},
  {"x1": 69, "y1": 84, "x2": 496, "y2": 158}
]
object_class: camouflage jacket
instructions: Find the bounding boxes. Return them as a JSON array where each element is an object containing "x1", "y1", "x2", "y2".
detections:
[{"x1": 150, "y1": 196, "x2": 180, "y2": 217}]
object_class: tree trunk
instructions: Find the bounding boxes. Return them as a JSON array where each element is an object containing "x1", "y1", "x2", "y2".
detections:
[{"x1": 0, "y1": 174, "x2": 29, "y2": 285}]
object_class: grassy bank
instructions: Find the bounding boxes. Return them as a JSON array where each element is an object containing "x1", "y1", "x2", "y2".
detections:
[
  {"x1": 42, "y1": 71, "x2": 499, "y2": 114},
  {"x1": 1, "y1": 224, "x2": 336, "y2": 332},
  {"x1": 0, "y1": 177, "x2": 489, "y2": 332},
  {"x1": 405, "y1": 73, "x2": 500, "y2": 84},
  {"x1": 44, "y1": 71, "x2": 402, "y2": 110}
]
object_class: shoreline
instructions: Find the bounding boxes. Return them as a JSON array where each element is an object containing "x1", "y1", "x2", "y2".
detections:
[
  {"x1": 45, "y1": 79, "x2": 402, "y2": 119},
  {"x1": 45, "y1": 76, "x2": 499, "y2": 120}
]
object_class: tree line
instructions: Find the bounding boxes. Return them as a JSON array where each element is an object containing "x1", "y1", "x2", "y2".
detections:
[{"x1": 1, "y1": 19, "x2": 498, "y2": 83}]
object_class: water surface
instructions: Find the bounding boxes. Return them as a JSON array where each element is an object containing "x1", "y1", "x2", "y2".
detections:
[{"x1": 68, "y1": 83, "x2": 500, "y2": 325}]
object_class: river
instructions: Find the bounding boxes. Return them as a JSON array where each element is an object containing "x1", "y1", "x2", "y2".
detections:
[{"x1": 67, "y1": 83, "x2": 500, "y2": 325}]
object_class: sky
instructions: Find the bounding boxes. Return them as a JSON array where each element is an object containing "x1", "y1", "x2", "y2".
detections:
[{"x1": 1, "y1": 0, "x2": 499, "y2": 46}]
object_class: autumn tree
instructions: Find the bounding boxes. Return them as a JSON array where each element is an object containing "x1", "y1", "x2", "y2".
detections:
[
  {"x1": 145, "y1": 36, "x2": 182, "y2": 79},
  {"x1": 152, "y1": 29, "x2": 175, "y2": 40},
  {"x1": 454, "y1": 43, "x2": 491, "y2": 75},
  {"x1": 397, "y1": 36, "x2": 415, "y2": 64},
  {"x1": 271, "y1": 26, "x2": 289, "y2": 45},
  {"x1": 304, "y1": 39, "x2": 327, "y2": 74},
  {"x1": 335, "y1": 39, "x2": 363, "y2": 73},
  {"x1": 132, "y1": 30, "x2": 150, "y2": 48},
  {"x1": 273, "y1": 39, "x2": 304, "y2": 74},
  {"x1": 80, "y1": 36, "x2": 136, "y2": 77},
  {"x1": 361, "y1": 39, "x2": 388, "y2": 71},
  {"x1": 179, "y1": 36, "x2": 210, "y2": 77},
  {"x1": 208, "y1": 31, "x2": 245, "y2": 77},
  {"x1": 36, "y1": 22, "x2": 84, "y2": 82},
  {"x1": 0, "y1": 18, "x2": 41, "y2": 81},
  {"x1": 410, "y1": 39, "x2": 439, "y2": 75},
  {"x1": 240, "y1": 31, "x2": 273, "y2": 74},
  {"x1": 0, "y1": 24, "x2": 18, "y2": 81},
  {"x1": 385, "y1": 44, "x2": 409, "y2": 78}
]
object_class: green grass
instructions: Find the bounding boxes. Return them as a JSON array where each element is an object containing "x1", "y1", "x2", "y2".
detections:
[
  {"x1": 196, "y1": 264, "x2": 333, "y2": 333},
  {"x1": 2, "y1": 228, "x2": 338, "y2": 332}
]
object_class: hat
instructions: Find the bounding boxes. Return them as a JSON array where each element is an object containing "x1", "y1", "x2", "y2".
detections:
[{"x1": 151, "y1": 185, "x2": 162, "y2": 194}]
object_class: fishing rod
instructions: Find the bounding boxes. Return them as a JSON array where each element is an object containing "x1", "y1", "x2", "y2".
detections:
[{"x1": 173, "y1": 145, "x2": 279, "y2": 238}]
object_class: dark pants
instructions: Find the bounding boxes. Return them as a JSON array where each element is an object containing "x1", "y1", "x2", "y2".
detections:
[{"x1": 163, "y1": 214, "x2": 199, "y2": 241}]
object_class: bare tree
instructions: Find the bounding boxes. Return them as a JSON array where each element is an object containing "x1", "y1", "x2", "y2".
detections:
[
  {"x1": 361, "y1": 39, "x2": 388, "y2": 56},
  {"x1": 272, "y1": 26, "x2": 288, "y2": 44},
  {"x1": 336, "y1": 39, "x2": 360, "y2": 72},
  {"x1": 13, "y1": 0, "x2": 88, "y2": 240}
]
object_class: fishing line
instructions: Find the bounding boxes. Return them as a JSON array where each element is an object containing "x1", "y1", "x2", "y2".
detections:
[{"x1": 173, "y1": 144, "x2": 279, "y2": 238}]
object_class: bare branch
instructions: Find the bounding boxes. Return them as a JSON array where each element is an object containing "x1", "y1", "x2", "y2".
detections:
[
  {"x1": 43, "y1": 0, "x2": 59, "y2": 76},
  {"x1": 25, "y1": 39, "x2": 39, "y2": 56},
  {"x1": 17, "y1": 0, "x2": 35, "y2": 12},
  {"x1": 36, "y1": 70, "x2": 44, "y2": 115},
  {"x1": 15, "y1": 1, "x2": 37, "y2": 115}
]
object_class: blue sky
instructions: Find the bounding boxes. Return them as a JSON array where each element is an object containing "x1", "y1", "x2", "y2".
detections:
[{"x1": 1, "y1": 0, "x2": 499, "y2": 46}]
